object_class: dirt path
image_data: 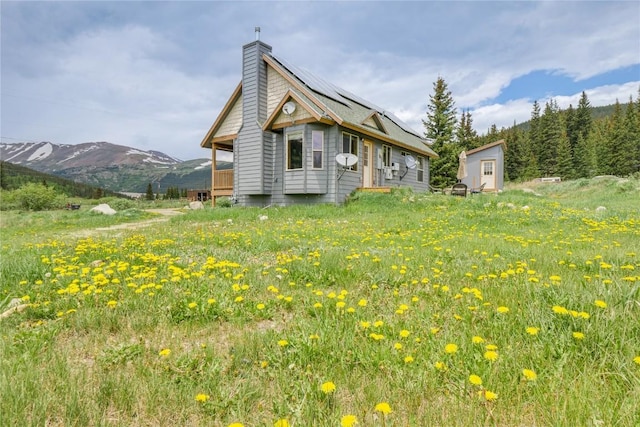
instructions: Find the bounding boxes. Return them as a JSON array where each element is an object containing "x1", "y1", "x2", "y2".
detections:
[{"x1": 70, "y1": 208, "x2": 185, "y2": 238}]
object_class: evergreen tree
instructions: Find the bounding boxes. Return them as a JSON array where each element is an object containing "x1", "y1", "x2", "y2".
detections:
[
  {"x1": 539, "y1": 100, "x2": 562, "y2": 176},
  {"x1": 556, "y1": 130, "x2": 574, "y2": 179},
  {"x1": 528, "y1": 101, "x2": 542, "y2": 173},
  {"x1": 145, "y1": 182, "x2": 155, "y2": 201},
  {"x1": 0, "y1": 161, "x2": 6, "y2": 190},
  {"x1": 574, "y1": 131, "x2": 598, "y2": 178},
  {"x1": 621, "y1": 96, "x2": 640, "y2": 175},
  {"x1": 602, "y1": 100, "x2": 625, "y2": 175},
  {"x1": 423, "y1": 77, "x2": 459, "y2": 187},
  {"x1": 456, "y1": 110, "x2": 479, "y2": 150}
]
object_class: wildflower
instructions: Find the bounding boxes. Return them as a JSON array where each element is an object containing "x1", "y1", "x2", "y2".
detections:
[
  {"x1": 309, "y1": 334, "x2": 319, "y2": 340},
  {"x1": 195, "y1": 393, "x2": 210, "y2": 402},
  {"x1": 228, "y1": 424, "x2": 244, "y2": 427},
  {"x1": 482, "y1": 390, "x2": 498, "y2": 401},
  {"x1": 552, "y1": 305, "x2": 568, "y2": 315},
  {"x1": 496, "y1": 306, "x2": 509, "y2": 313},
  {"x1": 594, "y1": 300, "x2": 607, "y2": 309},
  {"x1": 277, "y1": 340, "x2": 288, "y2": 347},
  {"x1": 526, "y1": 327, "x2": 540, "y2": 335},
  {"x1": 341, "y1": 414, "x2": 358, "y2": 427},
  {"x1": 358, "y1": 299, "x2": 367, "y2": 307},
  {"x1": 472, "y1": 336, "x2": 484, "y2": 344},
  {"x1": 434, "y1": 361, "x2": 447, "y2": 371},
  {"x1": 274, "y1": 419, "x2": 290, "y2": 427},
  {"x1": 522, "y1": 369, "x2": 537, "y2": 381},
  {"x1": 469, "y1": 374, "x2": 483, "y2": 386},
  {"x1": 321, "y1": 381, "x2": 336, "y2": 394},
  {"x1": 485, "y1": 344, "x2": 498, "y2": 351},
  {"x1": 158, "y1": 348, "x2": 171, "y2": 357},
  {"x1": 234, "y1": 296, "x2": 244, "y2": 303},
  {"x1": 404, "y1": 356, "x2": 414, "y2": 364},
  {"x1": 256, "y1": 303, "x2": 265, "y2": 310},
  {"x1": 572, "y1": 331, "x2": 585, "y2": 340},
  {"x1": 188, "y1": 302, "x2": 197, "y2": 309},
  {"x1": 444, "y1": 343, "x2": 458, "y2": 354},
  {"x1": 374, "y1": 402, "x2": 392, "y2": 415},
  {"x1": 359, "y1": 321, "x2": 370, "y2": 329},
  {"x1": 106, "y1": 300, "x2": 117, "y2": 308},
  {"x1": 484, "y1": 350, "x2": 499, "y2": 362},
  {"x1": 399, "y1": 329, "x2": 411, "y2": 338},
  {"x1": 634, "y1": 356, "x2": 640, "y2": 365}
]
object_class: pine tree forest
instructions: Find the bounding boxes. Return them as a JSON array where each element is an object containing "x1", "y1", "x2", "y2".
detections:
[{"x1": 424, "y1": 81, "x2": 640, "y2": 185}]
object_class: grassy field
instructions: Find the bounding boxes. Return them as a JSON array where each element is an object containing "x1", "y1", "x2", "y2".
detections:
[{"x1": 1, "y1": 177, "x2": 639, "y2": 426}]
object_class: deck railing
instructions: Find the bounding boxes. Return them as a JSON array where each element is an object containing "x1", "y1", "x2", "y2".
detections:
[{"x1": 213, "y1": 169, "x2": 233, "y2": 195}]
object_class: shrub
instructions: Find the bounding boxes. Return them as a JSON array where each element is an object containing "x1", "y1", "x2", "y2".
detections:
[{"x1": 13, "y1": 183, "x2": 66, "y2": 211}]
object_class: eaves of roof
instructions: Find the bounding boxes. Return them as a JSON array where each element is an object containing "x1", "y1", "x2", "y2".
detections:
[{"x1": 200, "y1": 82, "x2": 242, "y2": 148}]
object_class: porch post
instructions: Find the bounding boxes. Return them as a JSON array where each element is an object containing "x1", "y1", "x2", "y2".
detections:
[{"x1": 211, "y1": 145, "x2": 217, "y2": 207}]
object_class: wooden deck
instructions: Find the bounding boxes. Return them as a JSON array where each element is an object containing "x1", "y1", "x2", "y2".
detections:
[
  {"x1": 212, "y1": 170, "x2": 233, "y2": 196},
  {"x1": 356, "y1": 187, "x2": 392, "y2": 193}
]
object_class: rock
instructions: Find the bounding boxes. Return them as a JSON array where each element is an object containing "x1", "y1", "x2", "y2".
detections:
[
  {"x1": 259, "y1": 215, "x2": 268, "y2": 221},
  {"x1": 189, "y1": 201, "x2": 204, "y2": 210},
  {"x1": 90, "y1": 204, "x2": 116, "y2": 215},
  {"x1": 595, "y1": 206, "x2": 606, "y2": 213}
]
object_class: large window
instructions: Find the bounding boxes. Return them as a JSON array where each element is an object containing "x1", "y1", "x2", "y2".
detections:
[
  {"x1": 382, "y1": 145, "x2": 392, "y2": 167},
  {"x1": 312, "y1": 131, "x2": 324, "y2": 169},
  {"x1": 417, "y1": 156, "x2": 425, "y2": 182},
  {"x1": 342, "y1": 132, "x2": 359, "y2": 171},
  {"x1": 287, "y1": 133, "x2": 303, "y2": 170}
]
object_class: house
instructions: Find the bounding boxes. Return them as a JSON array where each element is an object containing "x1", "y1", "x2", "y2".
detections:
[
  {"x1": 200, "y1": 34, "x2": 438, "y2": 206},
  {"x1": 460, "y1": 140, "x2": 506, "y2": 192}
]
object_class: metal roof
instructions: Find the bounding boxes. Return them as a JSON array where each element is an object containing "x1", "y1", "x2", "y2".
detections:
[{"x1": 268, "y1": 54, "x2": 423, "y2": 139}]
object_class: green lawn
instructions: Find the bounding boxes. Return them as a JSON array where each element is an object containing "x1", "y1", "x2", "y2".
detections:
[{"x1": 1, "y1": 177, "x2": 639, "y2": 426}]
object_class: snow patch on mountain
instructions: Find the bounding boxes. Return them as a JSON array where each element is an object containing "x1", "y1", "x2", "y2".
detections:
[
  {"x1": 27, "y1": 142, "x2": 53, "y2": 161},
  {"x1": 194, "y1": 160, "x2": 212, "y2": 170},
  {"x1": 59, "y1": 144, "x2": 99, "y2": 163}
]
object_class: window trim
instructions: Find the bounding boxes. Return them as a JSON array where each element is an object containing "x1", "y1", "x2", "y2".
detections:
[
  {"x1": 286, "y1": 132, "x2": 304, "y2": 171},
  {"x1": 417, "y1": 156, "x2": 425, "y2": 182},
  {"x1": 341, "y1": 132, "x2": 359, "y2": 171},
  {"x1": 311, "y1": 130, "x2": 324, "y2": 170},
  {"x1": 382, "y1": 144, "x2": 392, "y2": 168}
]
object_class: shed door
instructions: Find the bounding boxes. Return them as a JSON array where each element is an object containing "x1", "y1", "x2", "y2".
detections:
[
  {"x1": 481, "y1": 160, "x2": 496, "y2": 190},
  {"x1": 362, "y1": 141, "x2": 373, "y2": 187}
]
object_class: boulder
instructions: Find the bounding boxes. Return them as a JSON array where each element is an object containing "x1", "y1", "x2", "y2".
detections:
[
  {"x1": 90, "y1": 204, "x2": 116, "y2": 215},
  {"x1": 189, "y1": 201, "x2": 204, "y2": 210}
]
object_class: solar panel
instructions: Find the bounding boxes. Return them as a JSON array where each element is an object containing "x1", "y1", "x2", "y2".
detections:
[{"x1": 269, "y1": 54, "x2": 422, "y2": 138}]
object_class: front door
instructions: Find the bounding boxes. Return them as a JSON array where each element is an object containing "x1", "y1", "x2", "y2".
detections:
[
  {"x1": 481, "y1": 160, "x2": 496, "y2": 190},
  {"x1": 362, "y1": 140, "x2": 373, "y2": 187}
]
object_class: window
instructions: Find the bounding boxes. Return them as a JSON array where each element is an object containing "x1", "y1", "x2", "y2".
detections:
[
  {"x1": 483, "y1": 161, "x2": 494, "y2": 176},
  {"x1": 382, "y1": 145, "x2": 392, "y2": 167},
  {"x1": 417, "y1": 156, "x2": 425, "y2": 182},
  {"x1": 312, "y1": 131, "x2": 323, "y2": 169},
  {"x1": 287, "y1": 133, "x2": 303, "y2": 170},
  {"x1": 342, "y1": 132, "x2": 359, "y2": 171}
]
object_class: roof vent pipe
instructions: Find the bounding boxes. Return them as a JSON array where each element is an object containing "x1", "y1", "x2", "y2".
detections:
[{"x1": 255, "y1": 27, "x2": 261, "y2": 41}]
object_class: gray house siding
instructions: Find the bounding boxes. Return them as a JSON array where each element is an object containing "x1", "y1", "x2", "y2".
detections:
[{"x1": 237, "y1": 41, "x2": 272, "y2": 196}]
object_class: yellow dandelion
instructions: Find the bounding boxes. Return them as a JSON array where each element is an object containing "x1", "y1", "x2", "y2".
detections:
[
  {"x1": 341, "y1": 414, "x2": 358, "y2": 427},
  {"x1": 399, "y1": 329, "x2": 411, "y2": 338},
  {"x1": 434, "y1": 361, "x2": 447, "y2": 371},
  {"x1": 594, "y1": 300, "x2": 607, "y2": 309},
  {"x1": 394, "y1": 342, "x2": 403, "y2": 350},
  {"x1": 469, "y1": 374, "x2": 483, "y2": 386},
  {"x1": 522, "y1": 369, "x2": 537, "y2": 381},
  {"x1": 374, "y1": 402, "x2": 392, "y2": 415},
  {"x1": 525, "y1": 327, "x2": 540, "y2": 335},
  {"x1": 484, "y1": 350, "x2": 499, "y2": 361},
  {"x1": 195, "y1": 393, "x2": 210, "y2": 402},
  {"x1": 277, "y1": 340, "x2": 288, "y2": 347},
  {"x1": 188, "y1": 302, "x2": 197, "y2": 309},
  {"x1": 321, "y1": 381, "x2": 336, "y2": 394},
  {"x1": 634, "y1": 356, "x2": 640, "y2": 365},
  {"x1": 572, "y1": 331, "x2": 585, "y2": 340},
  {"x1": 404, "y1": 355, "x2": 414, "y2": 364},
  {"x1": 496, "y1": 306, "x2": 509, "y2": 313},
  {"x1": 483, "y1": 390, "x2": 498, "y2": 401},
  {"x1": 358, "y1": 299, "x2": 367, "y2": 307},
  {"x1": 274, "y1": 419, "x2": 290, "y2": 427},
  {"x1": 472, "y1": 336, "x2": 484, "y2": 344},
  {"x1": 256, "y1": 303, "x2": 265, "y2": 310},
  {"x1": 228, "y1": 423, "x2": 244, "y2": 427},
  {"x1": 106, "y1": 300, "x2": 117, "y2": 308},
  {"x1": 444, "y1": 343, "x2": 458, "y2": 354},
  {"x1": 158, "y1": 348, "x2": 171, "y2": 357}
]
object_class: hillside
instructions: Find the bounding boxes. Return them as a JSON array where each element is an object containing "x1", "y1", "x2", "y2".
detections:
[
  {"x1": 0, "y1": 161, "x2": 122, "y2": 198},
  {"x1": 0, "y1": 141, "x2": 230, "y2": 193}
]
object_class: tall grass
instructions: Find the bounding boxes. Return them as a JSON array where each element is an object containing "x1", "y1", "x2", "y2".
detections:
[{"x1": 1, "y1": 178, "x2": 639, "y2": 426}]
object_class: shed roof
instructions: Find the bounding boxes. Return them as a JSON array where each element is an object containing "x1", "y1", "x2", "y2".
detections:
[{"x1": 466, "y1": 139, "x2": 506, "y2": 156}]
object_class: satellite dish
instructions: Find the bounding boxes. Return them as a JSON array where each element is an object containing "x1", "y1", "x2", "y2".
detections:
[
  {"x1": 404, "y1": 155, "x2": 417, "y2": 170},
  {"x1": 282, "y1": 101, "x2": 296, "y2": 115},
  {"x1": 400, "y1": 155, "x2": 417, "y2": 180},
  {"x1": 336, "y1": 153, "x2": 358, "y2": 167}
]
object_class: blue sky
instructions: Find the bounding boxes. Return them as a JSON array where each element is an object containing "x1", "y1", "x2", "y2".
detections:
[{"x1": 1, "y1": 1, "x2": 638, "y2": 161}]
